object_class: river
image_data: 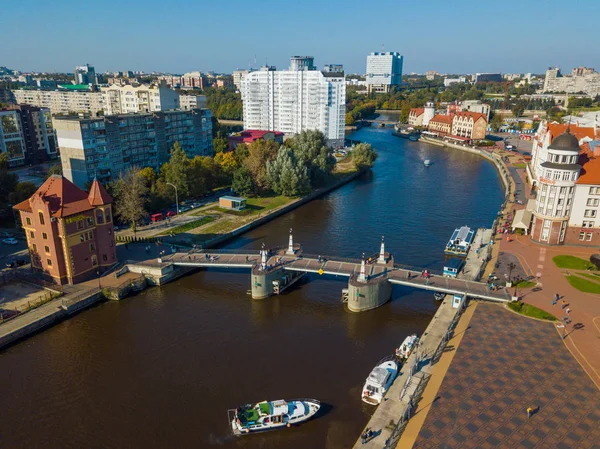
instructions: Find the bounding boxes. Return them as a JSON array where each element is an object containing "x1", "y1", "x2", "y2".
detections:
[{"x1": 0, "y1": 120, "x2": 504, "y2": 449}]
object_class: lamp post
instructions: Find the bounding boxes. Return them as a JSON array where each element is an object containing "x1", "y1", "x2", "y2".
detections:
[
  {"x1": 166, "y1": 182, "x2": 179, "y2": 214},
  {"x1": 507, "y1": 262, "x2": 516, "y2": 284},
  {"x1": 96, "y1": 269, "x2": 101, "y2": 289}
]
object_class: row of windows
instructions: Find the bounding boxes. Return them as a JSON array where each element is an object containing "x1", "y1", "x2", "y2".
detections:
[
  {"x1": 31, "y1": 243, "x2": 50, "y2": 254},
  {"x1": 584, "y1": 210, "x2": 598, "y2": 218},
  {"x1": 579, "y1": 232, "x2": 593, "y2": 241},
  {"x1": 543, "y1": 169, "x2": 578, "y2": 182},
  {"x1": 582, "y1": 221, "x2": 595, "y2": 228},
  {"x1": 587, "y1": 198, "x2": 600, "y2": 207},
  {"x1": 548, "y1": 153, "x2": 577, "y2": 164}
]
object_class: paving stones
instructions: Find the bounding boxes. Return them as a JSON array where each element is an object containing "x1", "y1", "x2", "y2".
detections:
[{"x1": 412, "y1": 303, "x2": 600, "y2": 448}]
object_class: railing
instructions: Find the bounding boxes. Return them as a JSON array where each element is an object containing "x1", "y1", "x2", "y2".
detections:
[
  {"x1": 0, "y1": 290, "x2": 63, "y2": 324},
  {"x1": 61, "y1": 287, "x2": 101, "y2": 309}
]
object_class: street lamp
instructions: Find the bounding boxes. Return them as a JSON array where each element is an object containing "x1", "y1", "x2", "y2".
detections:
[
  {"x1": 96, "y1": 269, "x2": 101, "y2": 289},
  {"x1": 507, "y1": 262, "x2": 516, "y2": 285},
  {"x1": 166, "y1": 182, "x2": 179, "y2": 214}
]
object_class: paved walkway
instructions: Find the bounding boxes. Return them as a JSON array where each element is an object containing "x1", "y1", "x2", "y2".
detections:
[{"x1": 411, "y1": 303, "x2": 600, "y2": 449}]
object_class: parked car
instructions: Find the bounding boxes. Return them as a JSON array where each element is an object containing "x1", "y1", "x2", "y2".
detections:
[
  {"x1": 179, "y1": 205, "x2": 192, "y2": 213},
  {"x1": 151, "y1": 213, "x2": 164, "y2": 222},
  {"x1": 2, "y1": 237, "x2": 18, "y2": 245},
  {"x1": 5, "y1": 258, "x2": 27, "y2": 268},
  {"x1": 166, "y1": 210, "x2": 177, "y2": 217},
  {"x1": 190, "y1": 202, "x2": 202, "y2": 209}
]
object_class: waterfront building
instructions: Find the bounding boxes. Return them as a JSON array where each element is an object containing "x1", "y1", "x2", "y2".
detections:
[
  {"x1": 423, "y1": 101, "x2": 435, "y2": 127},
  {"x1": 12, "y1": 89, "x2": 104, "y2": 116},
  {"x1": 451, "y1": 111, "x2": 487, "y2": 140},
  {"x1": 13, "y1": 176, "x2": 117, "y2": 285},
  {"x1": 227, "y1": 129, "x2": 284, "y2": 151},
  {"x1": 55, "y1": 109, "x2": 213, "y2": 188},
  {"x1": 365, "y1": 52, "x2": 403, "y2": 93},
  {"x1": 241, "y1": 57, "x2": 345, "y2": 146},
  {"x1": 75, "y1": 64, "x2": 97, "y2": 85},
  {"x1": 179, "y1": 94, "x2": 207, "y2": 110},
  {"x1": 408, "y1": 108, "x2": 424, "y2": 127},
  {"x1": 101, "y1": 84, "x2": 180, "y2": 115},
  {"x1": 427, "y1": 114, "x2": 454, "y2": 136},
  {"x1": 543, "y1": 66, "x2": 600, "y2": 96},
  {"x1": 0, "y1": 105, "x2": 58, "y2": 167}
]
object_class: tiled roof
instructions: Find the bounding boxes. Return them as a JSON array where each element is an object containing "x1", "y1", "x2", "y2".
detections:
[
  {"x1": 429, "y1": 114, "x2": 454, "y2": 125},
  {"x1": 547, "y1": 123, "x2": 595, "y2": 143},
  {"x1": 454, "y1": 111, "x2": 487, "y2": 122},
  {"x1": 240, "y1": 130, "x2": 284, "y2": 138},
  {"x1": 13, "y1": 175, "x2": 94, "y2": 217},
  {"x1": 410, "y1": 108, "x2": 425, "y2": 117},
  {"x1": 577, "y1": 142, "x2": 600, "y2": 185},
  {"x1": 88, "y1": 178, "x2": 113, "y2": 206}
]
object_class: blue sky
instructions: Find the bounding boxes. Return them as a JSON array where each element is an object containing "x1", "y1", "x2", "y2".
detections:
[{"x1": 1, "y1": 0, "x2": 598, "y2": 75}]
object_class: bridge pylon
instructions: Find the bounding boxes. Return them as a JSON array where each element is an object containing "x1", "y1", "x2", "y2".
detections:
[
  {"x1": 378, "y1": 236, "x2": 386, "y2": 264},
  {"x1": 286, "y1": 228, "x2": 295, "y2": 255}
]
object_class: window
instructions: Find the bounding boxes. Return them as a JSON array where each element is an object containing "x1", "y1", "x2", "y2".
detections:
[
  {"x1": 553, "y1": 171, "x2": 561, "y2": 180},
  {"x1": 587, "y1": 198, "x2": 600, "y2": 207},
  {"x1": 39, "y1": 212, "x2": 45, "y2": 225},
  {"x1": 42, "y1": 232, "x2": 47, "y2": 240},
  {"x1": 572, "y1": 172, "x2": 578, "y2": 181},
  {"x1": 47, "y1": 259, "x2": 52, "y2": 266},
  {"x1": 44, "y1": 245, "x2": 50, "y2": 253},
  {"x1": 77, "y1": 220, "x2": 84, "y2": 230},
  {"x1": 583, "y1": 221, "x2": 595, "y2": 228},
  {"x1": 26, "y1": 217, "x2": 31, "y2": 226},
  {"x1": 586, "y1": 233, "x2": 593, "y2": 241},
  {"x1": 30, "y1": 231, "x2": 34, "y2": 239},
  {"x1": 579, "y1": 232, "x2": 585, "y2": 240},
  {"x1": 32, "y1": 243, "x2": 37, "y2": 251},
  {"x1": 103, "y1": 254, "x2": 107, "y2": 262},
  {"x1": 105, "y1": 209, "x2": 111, "y2": 222},
  {"x1": 562, "y1": 171, "x2": 570, "y2": 181},
  {"x1": 87, "y1": 216, "x2": 94, "y2": 226},
  {"x1": 584, "y1": 210, "x2": 597, "y2": 218},
  {"x1": 590, "y1": 186, "x2": 600, "y2": 195},
  {"x1": 91, "y1": 255, "x2": 98, "y2": 266},
  {"x1": 80, "y1": 234, "x2": 84, "y2": 242},
  {"x1": 90, "y1": 243, "x2": 95, "y2": 251},
  {"x1": 96, "y1": 209, "x2": 104, "y2": 224}
]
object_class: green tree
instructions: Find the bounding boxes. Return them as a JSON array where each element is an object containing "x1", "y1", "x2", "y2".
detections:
[
  {"x1": 231, "y1": 167, "x2": 254, "y2": 196},
  {"x1": 490, "y1": 113, "x2": 504, "y2": 132},
  {"x1": 44, "y1": 163, "x2": 62, "y2": 180},
  {"x1": 285, "y1": 130, "x2": 335, "y2": 187},
  {"x1": 0, "y1": 153, "x2": 18, "y2": 217},
  {"x1": 511, "y1": 102, "x2": 525, "y2": 118},
  {"x1": 266, "y1": 147, "x2": 310, "y2": 196},
  {"x1": 162, "y1": 142, "x2": 190, "y2": 198},
  {"x1": 213, "y1": 136, "x2": 228, "y2": 153},
  {"x1": 234, "y1": 143, "x2": 249, "y2": 163},
  {"x1": 8, "y1": 182, "x2": 37, "y2": 205},
  {"x1": 243, "y1": 139, "x2": 279, "y2": 191},
  {"x1": 351, "y1": 143, "x2": 378, "y2": 170},
  {"x1": 114, "y1": 168, "x2": 148, "y2": 232},
  {"x1": 138, "y1": 166, "x2": 157, "y2": 190}
]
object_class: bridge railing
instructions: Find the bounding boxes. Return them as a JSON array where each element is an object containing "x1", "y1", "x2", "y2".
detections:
[{"x1": 300, "y1": 253, "x2": 362, "y2": 265}]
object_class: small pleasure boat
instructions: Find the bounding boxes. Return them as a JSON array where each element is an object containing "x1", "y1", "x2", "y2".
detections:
[
  {"x1": 395, "y1": 334, "x2": 419, "y2": 359},
  {"x1": 434, "y1": 292, "x2": 445, "y2": 301},
  {"x1": 361, "y1": 356, "x2": 399, "y2": 405},
  {"x1": 228, "y1": 399, "x2": 320, "y2": 435},
  {"x1": 424, "y1": 159, "x2": 431, "y2": 167}
]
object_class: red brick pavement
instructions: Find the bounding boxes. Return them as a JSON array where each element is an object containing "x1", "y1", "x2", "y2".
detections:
[
  {"x1": 500, "y1": 234, "x2": 600, "y2": 390},
  {"x1": 413, "y1": 303, "x2": 600, "y2": 449}
]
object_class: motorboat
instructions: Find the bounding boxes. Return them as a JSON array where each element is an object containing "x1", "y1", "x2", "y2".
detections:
[
  {"x1": 434, "y1": 292, "x2": 445, "y2": 301},
  {"x1": 445, "y1": 225, "x2": 475, "y2": 256},
  {"x1": 395, "y1": 334, "x2": 419, "y2": 359},
  {"x1": 361, "y1": 356, "x2": 399, "y2": 405},
  {"x1": 424, "y1": 159, "x2": 431, "y2": 166},
  {"x1": 228, "y1": 399, "x2": 320, "y2": 435}
]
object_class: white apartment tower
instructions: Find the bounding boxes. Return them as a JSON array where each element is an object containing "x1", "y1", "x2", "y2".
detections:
[
  {"x1": 241, "y1": 57, "x2": 346, "y2": 147},
  {"x1": 366, "y1": 52, "x2": 404, "y2": 93}
]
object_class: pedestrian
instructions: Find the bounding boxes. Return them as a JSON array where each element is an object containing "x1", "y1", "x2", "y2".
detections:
[
  {"x1": 407, "y1": 271, "x2": 411, "y2": 279},
  {"x1": 566, "y1": 307, "x2": 571, "y2": 315},
  {"x1": 188, "y1": 255, "x2": 191, "y2": 261},
  {"x1": 245, "y1": 255, "x2": 249, "y2": 263},
  {"x1": 555, "y1": 293, "x2": 560, "y2": 302},
  {"x1": 561, "y1": 299, "x2": 567, "y2": 309},
  {"x1": 527, "y1": 407, "x2": 533, "y2": 418}
]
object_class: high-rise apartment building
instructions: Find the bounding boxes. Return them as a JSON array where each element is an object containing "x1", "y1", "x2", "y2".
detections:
[
  {"x1": 0, "y1": 105, "x2": 58, "y2": 167},
  {"x1": 55, "y1": 109, "x2": 213, "y2": 188},
  {"x1": 179, "y1": 94, "x2": 207, "y2": 110},
  {"x1": 233, "y1": 70, "x2": 251, "y2": 91},
  {"x1": 13, "y1": 89, "x2": 105, "y2": 116},
  {"x1": 241, "y1": 57, "x2": 345, "y2": 146},
  {"x1": 75, "y1": 64, "x2": 97, "y2": 85},
  {"x1": 365, "y1": 52, "x2": 403, "y2": 93},
  {"x1": 101, "y1": 84, "x2": 180, "y2": 115},
  {"x1": 543, "y1": 66, "x2": 600, "y2": 96}
]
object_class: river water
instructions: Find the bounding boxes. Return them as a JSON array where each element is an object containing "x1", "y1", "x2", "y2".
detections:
[{"x1": 0, "y1": 121, "x2": 504, "y2": 449}]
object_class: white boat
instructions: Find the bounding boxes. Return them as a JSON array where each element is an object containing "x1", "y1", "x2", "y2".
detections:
[
  {"x1": 434, "y1": 292, "x2": 445, "y2": 301},
  {"x1": 361, "y1": 356, "x2": 399, "y2": 405},
  {"x1": 445, "y1": 225, "x2": 475, "y2": 256},
  {"x1": 395, "y1": 334, "x2": 419, "y2": 359},
  {"x1": 228, "y1": 398, "x2": 320, "y2": 435},
  {"x1": 424, "y1": 160, "x2": 431, "y2": 166}
]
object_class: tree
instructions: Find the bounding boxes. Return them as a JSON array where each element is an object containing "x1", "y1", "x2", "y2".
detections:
[
  {"x1": 511, "y1": 102, "x2": 525, "y2": 118},
  {"x1": 114, "y1": 169, "x2": 148, "y2": 232},
  {"x1": 138, "y1": 166, "x2": 157, "y2": 190},
  {"x1": 188, "y1": 156, "x2": 222, "y2": 197},
  {"x1": 213, "y1": 136, "x2": 228, "y2": 153},
  {"x1": 162, "y1": 142, "x2": 190, "y2": 198},
  {"x1": 0, "y1": 153, "x2": 18, "y2": 217},
  {"x1": 351, "y1": 143, "x2": 378, "y2": 170},
  {"x1": 234, "y1": 143, "x2": 249, "y2": 163},
  {"x1": 44, "y1": 164, "x2": 62, "y2": 180},
  {"x1": 231, "y1": 167, "x2": 254, "y2": 196},
  {"x1": 490, "y1": 113, "x2": 504, "y2": 132},
  {"x1": 243, "y1": 139, "x2": 279, "y2": 191},
  {"x1": 8, "y1": 182, "x2": 38, "y2": 205},
  {"x1": 216, "y1": 151, "x2": 239, "y2": 175},
  {"x1": 266, "y1": 147, "x2": 310, "y2": 196},
  {"x1": 285, "y1": 130, "x2": 335, "y2": 187}
]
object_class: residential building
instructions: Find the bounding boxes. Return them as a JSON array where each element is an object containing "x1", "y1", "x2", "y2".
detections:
[
  {"x1": 474, "y1": 73, "x2": 502, "y2": 83},
  {"x1": 101, "y1": 84, "x2": 180, "y2": 115},
  {"x1": 227, "y1": 129, "x2": 284, "y2": 151},
  {"x1": 460, "y1": 100, "x2": 491, "y2": 121},
  {"x1": 289, "y1": 56, "x2": 315, "y2": 71},
  {"x1": 181, "y1": 72, "x2": 206, "y2": 89},
  {"x1": 233, "y1": 70, "x2": 251, "y2": 91},
  {"x1": 75, "y1": 64, "x2": 97, "y2": 85},
  {"x1": 13, "y1": 176, "x2": 117, "y2": 285},
  {"x1": 408, "y1": 108, "x2": 424, "y2": 126},
  {"x1": 451, "y1": 111, "x2": 487, "y2": 140},
  {"x1": 323, "y1": 64, "x2": 344, "y2": 73},
  {"x1": 427, "y1": 114, "x2": 453, "y2": 136},
  {"x1": 365, "y1": 52, "x2": 403, "y2": 93},
  {"x1": 426, "y1": 70, "x2": 440, "y2": 81},
  {"x1": 180, "y1": 94, "x2": 207, "y2": 110},
  {"x1": 55, "y1": 109, "x2": 213, "y2": 188},
  {"x1": 13, "y1": 89, "x2": 104, "y2": 116},
  {"x1": 443, "y1": 76, "x2": 467, "y2": 87},
  {"x1": 0, "y1": 88, "x2": 15, "y2": 104},
  {"x1": 241, "y1": 57, "x2": 346, "y2": 146},
  {"x1": 0, "y1": 105, "x2": 58, "y2": 167},
  {"x1": 543, "y1": 66, "x2": 600, "y2": 96}
]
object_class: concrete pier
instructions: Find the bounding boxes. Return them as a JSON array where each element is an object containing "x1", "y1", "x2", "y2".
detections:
[
  {"x1": 458, "y1": 228, "x2": 494, "y2": 282},
  {"x1": 347, "y1": 274, "x2": 392, "y2": 312}
]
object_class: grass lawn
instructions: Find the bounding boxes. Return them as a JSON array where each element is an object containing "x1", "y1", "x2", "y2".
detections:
[
  {"x1": 158, "y1": 216, "x2": 215, "y2": 236},
  {"x1": 553, "y1": 255, "x2": 596, "y2": 270},
  {"x1": 516, "y1": 280, "x2": 537, "y2": 289},
  {"x1": 507, "y1": 302, "x2": 557, "y2": 321},
  {"x1": 575, "y1": 272, "x2": 600, "y2": 283},
  {"x1": 512, "y1": 163, "x2": 526, "y2": 169},
  {"x1": 566, "y1": 275, "x2": 600, "y2": 294}
]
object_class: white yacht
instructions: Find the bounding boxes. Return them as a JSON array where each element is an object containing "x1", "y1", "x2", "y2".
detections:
[
  {"x1": 361, "y1": 356, "x2": 399, "y2": 405},
  {"x1": 424, "y1": 159, "x2": 432, "y2": 167},
  {"x1": 395, "y1": 334, "x2": 419, "y2": 359},
  {"x1": 228, "y1": 398, "x2": 320, "y2": 435}
]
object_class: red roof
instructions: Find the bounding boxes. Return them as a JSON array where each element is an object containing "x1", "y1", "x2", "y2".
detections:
[
  {"x1": 547, "y1": 123, "x2": 595, "y2": 143},
  {"x1": 454, "y1": 111, "x2": 487, "y2": 122},
  {"x1": 577, "y1": 142, "x2": 600, "y2": 185},
  {"x1": 429, "y1": 114, "x2": 454, "y2": 125},
  {"x1": 239, "y1": 130, "x2": 284, "y2": 139},
  {"x1": 13, "y1": 175, "x2": 96, "y2": 217},
  {"x1": 410, "y1": 108, "x2": 425, "y2": 117},
  {"x1": 88, "y1": 178, "x2": 113, "y2": 206}
]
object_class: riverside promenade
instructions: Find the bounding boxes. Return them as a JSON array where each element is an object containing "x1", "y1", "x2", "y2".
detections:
[{"x1": 352, "y1": 296, "x2": 464, "y2": 448}]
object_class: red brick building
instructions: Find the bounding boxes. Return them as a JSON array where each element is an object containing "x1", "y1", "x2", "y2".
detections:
[{"x1": 13, "y1": 175, "x2": 117, "y2": 285}]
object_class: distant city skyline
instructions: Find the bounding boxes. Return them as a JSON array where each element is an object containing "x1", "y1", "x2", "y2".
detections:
[{"x1": 2, "y1": 0, "x2": 599, "y2": 75}]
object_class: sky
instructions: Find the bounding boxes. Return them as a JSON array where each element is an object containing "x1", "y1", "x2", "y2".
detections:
[{"x1": 1, "y1": 0, "x2": 599, "y2": 75}]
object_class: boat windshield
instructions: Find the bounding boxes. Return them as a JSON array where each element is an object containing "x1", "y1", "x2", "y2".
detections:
[{"x1": 366, "y1": 384, "x2": 379, "y2": 394}]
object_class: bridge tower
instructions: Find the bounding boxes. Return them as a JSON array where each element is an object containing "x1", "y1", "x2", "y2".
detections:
[
  {"x1": 377, "y1": 236, "x2": 386, "y2": 264},
  {"x1": 286, "y1": 228, "x2": 295, "y2": 255},
  {"x1": 346, "y1": 250, "x2": 392, "y2": 312},
  {"x1": 358, "y1": 253, "x2": 367, "y2": 282}
]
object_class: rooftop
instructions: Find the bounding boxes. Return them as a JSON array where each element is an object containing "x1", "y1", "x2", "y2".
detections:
[
  {"x1": 430, "y1": 114, "x2": 454, "y2": 125},
  {"x1": 577, "y1": 141, "x2": 600, "y2": 185}
]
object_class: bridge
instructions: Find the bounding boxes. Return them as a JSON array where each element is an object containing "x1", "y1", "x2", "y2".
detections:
[{"x1": 152, "y1": 230, "x2": 510, "y2": 312}]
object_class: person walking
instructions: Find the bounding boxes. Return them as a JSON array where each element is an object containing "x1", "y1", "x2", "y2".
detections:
[
  {"x1": 527, "y1": 407, "x2": 533, "y2": 418},
  {"x1": 561, "y1": 299, "x2": 567, "y2": 309},
  {"x1": 566, "y1": 307, "x2": 571, "y2": 315}
]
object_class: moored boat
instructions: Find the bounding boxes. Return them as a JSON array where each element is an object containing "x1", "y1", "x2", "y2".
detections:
[
  {"x1": 361, "y1": 356, "x2": 399, "y2": 405},
  {"x1": 434, "y1": 292, "x2": 445, "y2": 301},
  {"x1": 228, "y1": 399, "x2": 320, "y2": 436},
  {"x1": 424, "y1": 159, "x2": 431, "y2": 166},
  {"x1": 444, "y1": 225, "x2": 475, "y2": 256},
  {"x1": 395, "y1": 334, "x2": 419, "y2": 359}
]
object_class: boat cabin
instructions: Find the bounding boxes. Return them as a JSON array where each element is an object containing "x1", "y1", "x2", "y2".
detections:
[
  {"x1": 366, "y1": 367, "x2": 390, "y2": 393},
  {"x1": 445, "y1": 226, "x2": 475, "y2": 255},
  {"x1": 443, "y1": 258, "x2": 463, "y2": 278}
]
